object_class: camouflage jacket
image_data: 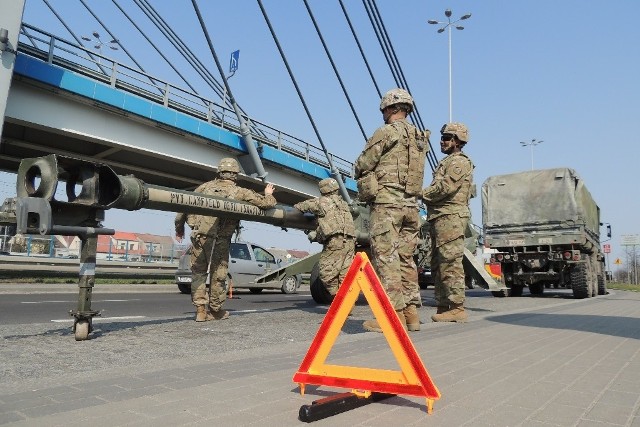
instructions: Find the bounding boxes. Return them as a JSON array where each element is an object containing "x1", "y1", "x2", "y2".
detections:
[
  {"x1": 174, "y1": 179, "x2": 277, "y2": 238},
  {"x1": 354, "y1": 118, "x2": 428, "y2": 205},
  {"x1": 294, "y1": 194, "x2": 356, "y2": 241},
  {"x1": 422, "y1": 152, "x2": 474, "y2": 220}
]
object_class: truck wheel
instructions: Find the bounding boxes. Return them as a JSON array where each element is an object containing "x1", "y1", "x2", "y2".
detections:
[
  {"x1": 597, "y1": 274, "x2": 607, "y2": 295},
  {"x1": 529, "y1": 283, "x2": 544, "y2": 295},
  {"x1": 177, "y1": 283, "x2": 190, "y2": 294},
  {"x1": 310, "y1": 262, "x2": 334, "y2": 305},
  {"x1": 570, "y1": 263, "x2": 589, "y2": 299}
]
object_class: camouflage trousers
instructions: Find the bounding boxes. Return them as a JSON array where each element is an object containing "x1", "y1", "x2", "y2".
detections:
[
  {"x1": 369, "y1": 204, "x2": 421, "y2": 310},
  {"x1": 319, "y1": 235, "x2": 355, "y2": 295},
  {"x1": 429, "y1": 214, "x2": 466, "y2": 306},
  {"x1": 189, "y1": 233, "x2": 231, "y2": 311}
]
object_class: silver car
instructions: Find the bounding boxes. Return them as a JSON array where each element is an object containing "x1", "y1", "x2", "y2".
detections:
[{"x1": 175, "y1": 241, "x2": 301, "y2": 294}]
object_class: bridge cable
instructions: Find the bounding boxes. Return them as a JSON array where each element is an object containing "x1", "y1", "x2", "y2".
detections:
[
  {"x1": 256, "y1": 0, "x2": 352, "y2": 204},
  {"x1": 303, "y1": 0, "x2": 367, "y2": 142},
  {"x1": 77, "y1": 0, "x2": 148, "y2": 78},
  {"x1": 134, "y1": 0, "x2": 265, "y2": 137},
  {"x1": 40, "y1": 0, "x2": 110, "y2": 75},
  {"x1": 338, "y1": 0, "x2": 382, "y2": 98},
  {"x1": 190, "y1": 0, "x2": 268, "y2": 179},
  {"x1": 133, "y1": 0, "x2": 224, "y2": 99},
  {"x1": 362, "y1": 0, "x2": 438, "y2": 170},
  {"x1": 367, "y1": 0, "x2": 438, "y2": 169},
  {"x1": 110, "y1": 0, "x2": 202, "y2": 98}
]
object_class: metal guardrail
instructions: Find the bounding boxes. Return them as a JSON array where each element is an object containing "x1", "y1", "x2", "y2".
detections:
[
  {"x1": 0, "y1": 255, "x2": 177, "y2": 277},
  {"x1": 17, "y1": 23, "x2": 355, "y2": 179}
]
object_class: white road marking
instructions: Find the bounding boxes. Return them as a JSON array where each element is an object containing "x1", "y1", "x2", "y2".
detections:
[
  {"x1": 51, "y1": 316, "x2": 146, "y2": 323},
  {"x1": 22, "y1": 299, "x2": 141, "y2": 304}
]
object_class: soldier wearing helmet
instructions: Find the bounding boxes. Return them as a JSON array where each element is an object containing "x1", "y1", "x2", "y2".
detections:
[
  {"x1": 422, "y1": 122, "x2": 475, "y2": 323},
  {"x1": 355, "y1": 88, "x2": 430, "y2": 333},
  {"x1": 175, "y1": 157, "x2": 276, "y2": 322},
  {"x1": 294, "y1": 178, "x2": 356, "y2": 298}
]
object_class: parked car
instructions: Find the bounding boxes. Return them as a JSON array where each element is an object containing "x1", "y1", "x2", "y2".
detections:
[{"x1": 175, "y1": 241, "x2": 301, "y2": 294}]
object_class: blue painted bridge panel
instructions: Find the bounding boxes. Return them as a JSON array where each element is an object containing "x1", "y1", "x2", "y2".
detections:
[{"x1": 12, "y1": 54, "x2": 357, "y2": 192}]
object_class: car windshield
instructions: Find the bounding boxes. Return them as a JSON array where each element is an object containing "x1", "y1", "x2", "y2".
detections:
[{"x1": 252, "y1": 246, "x2": 275, "y2": 264}]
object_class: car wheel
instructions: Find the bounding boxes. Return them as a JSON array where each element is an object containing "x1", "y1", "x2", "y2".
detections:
[
  {"x1": 177, "y1": 283, "x2": 190, "y2": 294},
  {"x1": 281, "y1": 275, "x2": 299, "y2": 294}
]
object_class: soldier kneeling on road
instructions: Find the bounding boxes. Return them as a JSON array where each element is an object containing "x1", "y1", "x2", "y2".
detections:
[{"x1": 294, "y1": 178, "x2": 356, "y2": 299}]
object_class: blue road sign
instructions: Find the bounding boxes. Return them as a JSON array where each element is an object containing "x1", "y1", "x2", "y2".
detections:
[{"x1": 229, "y1": 50, "x2": 240, "y2": 73}]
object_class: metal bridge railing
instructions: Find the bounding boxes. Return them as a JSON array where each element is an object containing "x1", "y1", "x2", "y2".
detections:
[{"x1": 17, "y1": 23, "x2": 355, "y2": 179}]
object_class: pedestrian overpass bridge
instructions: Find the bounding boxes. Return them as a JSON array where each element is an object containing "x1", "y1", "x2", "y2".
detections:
[{"x1": 1, "y1": 24, "x2": 358, "y2": 207}]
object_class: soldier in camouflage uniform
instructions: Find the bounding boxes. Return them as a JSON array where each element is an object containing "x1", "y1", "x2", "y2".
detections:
[
  {"x1": 175, "y1": 158, "x2": 276, "y2": 322},
  {"x1": 354, "y1": 88, "x2": 430, "y2": 333},
  {"x1": 294, "y1": 178, "x2": 356, "y2": 297},
  {"x1": 422, "y1": 123, "x2": 474, "y2": 322}
]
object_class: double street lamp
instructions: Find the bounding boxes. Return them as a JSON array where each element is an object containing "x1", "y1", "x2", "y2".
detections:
[
  {"x1": 520, "y1": 139, "x2": 544, "y2": 170},
  {"x1": 81, "y1": 31, "x2": 119, "y2": 63},
  {"x1": 428, "y1": 9, "x2": 472, "y2": 123}
]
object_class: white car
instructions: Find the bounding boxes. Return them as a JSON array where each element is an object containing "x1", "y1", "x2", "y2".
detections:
[{"x1": 175, "y1": 241, "x2": 301, "y2": 294}]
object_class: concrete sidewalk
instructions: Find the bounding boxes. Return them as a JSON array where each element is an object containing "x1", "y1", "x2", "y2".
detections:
[{"x1": 1, "y1": 290, "x2": 640, "y2": 426}]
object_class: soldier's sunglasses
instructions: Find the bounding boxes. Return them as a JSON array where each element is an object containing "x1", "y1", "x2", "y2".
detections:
[{"x1": 441, "y1": 134, "x2": 455, "y2": 141}]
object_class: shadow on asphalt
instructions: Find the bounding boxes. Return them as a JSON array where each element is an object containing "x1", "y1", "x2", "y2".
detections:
[{"x1": 485, "y1": 313, "x2": 640, "y2": 340}]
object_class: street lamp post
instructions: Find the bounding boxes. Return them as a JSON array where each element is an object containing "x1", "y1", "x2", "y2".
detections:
[
  {"x1": 81, "y1": 31, "x2": 119, "y2": 63},
  {"x1": 428, "y1": 9, "x2": 472, "y2": 123},
  {"x1": 520, "y1": 139, "x2": 544, "y2": 170}
]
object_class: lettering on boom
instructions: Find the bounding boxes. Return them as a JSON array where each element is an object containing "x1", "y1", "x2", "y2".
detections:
[{"x1": 168, "y1": 192, "x2": 266, "y2": 216}]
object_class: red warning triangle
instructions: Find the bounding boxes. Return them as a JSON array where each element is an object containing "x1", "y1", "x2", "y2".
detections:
[{"x1": 293, "y1": 252, "x2": 440, "y2": 412}]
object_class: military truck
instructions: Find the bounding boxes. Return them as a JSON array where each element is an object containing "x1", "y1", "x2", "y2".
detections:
[{"x1": 482, "y1": 168, "x2": 608, "y2": 299}]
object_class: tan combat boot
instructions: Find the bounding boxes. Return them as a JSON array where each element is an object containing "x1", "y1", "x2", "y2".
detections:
[
  {"x1": 195, "y1": 306, "x2": 214, "y2": 322},
  {"x1": 363, "y1": 310, "x2": 407, "y2": 333},
  {"x1": 430, "y1": 305, "x2": 449, "y2": 321},
  {"x1": 209, "y1": 308, "x2": 229, "y2": 320},
  {"x1": 431, "y1": 303, "x2": 467, "y2": 323},
  {"x1": 403, "y1": 305, "x2": 420, "y2": 331}
]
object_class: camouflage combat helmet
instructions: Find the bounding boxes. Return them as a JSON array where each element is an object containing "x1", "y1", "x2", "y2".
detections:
[
  {"x1": 440, "y1": 122, "x2": 469, "y2": 143},
  {"x1": 318, "y1": 178, "x2": 339, "y2": 195},
  {"x1": 379, "y1": 88, "x2": 414, "y2": 113},
  {"x1": 218, "y1": 158, "x2": 240, "y2": 173}
]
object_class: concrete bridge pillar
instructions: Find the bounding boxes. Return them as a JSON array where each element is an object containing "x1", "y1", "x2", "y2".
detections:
[{"x1": 0, "y1": 0, "x2": 26, "y2": 138}]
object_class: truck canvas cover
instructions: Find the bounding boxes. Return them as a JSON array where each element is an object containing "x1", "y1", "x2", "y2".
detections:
[{"x1": 482, "y1": 168, "x2": 600, "y2": 240}]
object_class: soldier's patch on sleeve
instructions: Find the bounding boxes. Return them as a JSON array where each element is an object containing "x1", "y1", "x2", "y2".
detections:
[{"x1": 448, "y1": 158, "x2": 470, "y2": 182}]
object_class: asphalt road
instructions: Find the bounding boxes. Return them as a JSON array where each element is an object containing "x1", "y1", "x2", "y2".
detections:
[
  {"x1": 0, "y1": 282, "x2": 582, "y2": 392},
  {"x1": 0, "y1": 286, "x2": 310, "y2": 325}
]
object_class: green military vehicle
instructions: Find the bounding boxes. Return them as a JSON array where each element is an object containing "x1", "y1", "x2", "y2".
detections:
[{"x1": 482, "y1": 168, "x2": 608, "y2": 298}]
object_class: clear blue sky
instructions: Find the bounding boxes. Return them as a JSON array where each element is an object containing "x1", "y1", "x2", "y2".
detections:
[{"x1": 2, "y1": 0, "x2": 639, "y2": 267}]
